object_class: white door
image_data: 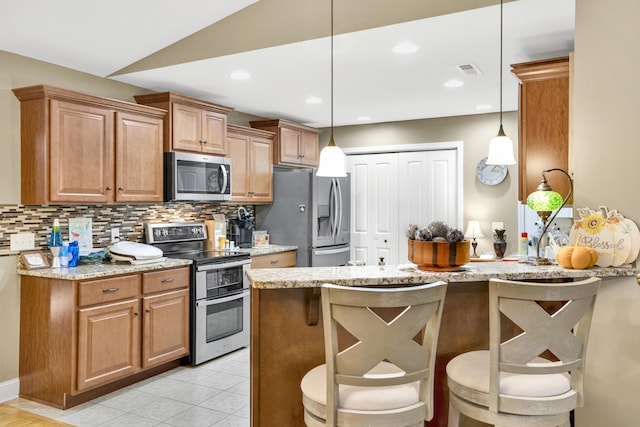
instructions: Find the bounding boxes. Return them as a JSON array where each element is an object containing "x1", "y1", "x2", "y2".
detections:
[
  {"x1": 348, "y1": 153, "x2": 398, "y2": 265},
  {"x1": 397, "y1": 150, "x2": 460, "y2": 263},
  {"x1": 346, "y1": 146, "x2": 461, "y2": 266}
]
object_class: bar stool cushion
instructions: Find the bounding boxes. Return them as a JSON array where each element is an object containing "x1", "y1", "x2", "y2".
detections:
[
  {"x1": 447, "y1": 350, "x2": 571, "y2": 398},
  {"x1": 301, "y1": 361, "x2": 419, "y2": 411}
]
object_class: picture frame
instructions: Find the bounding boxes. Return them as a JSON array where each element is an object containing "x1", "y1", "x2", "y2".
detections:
[{"x1": 19, "y1": 250, "x2": 50, "y2": 270}]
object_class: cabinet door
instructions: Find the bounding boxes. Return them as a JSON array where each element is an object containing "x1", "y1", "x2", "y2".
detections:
[
  {"x1": 77, "y1": 298, "x2": 140, "y2": 391},
  {"x1": 279, "y1": 127, "x2": 302, "y2": 165},
  {"x1": 201, "y1": 110, "x2": 228, "y2": 155},
  {"x1": 49, "y1": 99, "x2": 113, "y2": 203},
  {"x1": 228, "y1": 132, "x2": 251, "y2": 201},
  {"x1": 142, "y1": 288, "x2": 189, "y2": 369},
  {"x1": 299, "y1": 130, "x2": 319, "y2": 167},
  {"x1": 172, "y1": 103, "x2": 203, "y2": 152},
  {"x1": 249, "y1": 135, "x2": 273, "y2": 203},
  {"x1": 115, "y1": 112, "x2": 164, "y2": 203}
]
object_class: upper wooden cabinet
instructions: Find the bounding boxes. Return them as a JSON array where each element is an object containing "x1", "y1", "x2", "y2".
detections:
[
  {"x1": 12, "y1": 85, "x2": 165, "y2": 204},
  {"x1": 250, "y1": 119, "x2": 319, "y2": 168},
  {"x1": 134, "y1": 92, "x2": 233, "y2": 155},
  {"x1": 511, "y1": 56, "x2": 570, "y2": 203},
  {"x1": 227, "y1": 124, "x2": 274, "y2": 204}
]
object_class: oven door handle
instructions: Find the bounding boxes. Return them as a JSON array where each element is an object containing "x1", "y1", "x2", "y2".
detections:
[
  {"x1": 196, "y1": 259, "x2": 250, "y2": 271},
  {"x1": 196, "y1": 290, "x2": 250, "y2": 307}
]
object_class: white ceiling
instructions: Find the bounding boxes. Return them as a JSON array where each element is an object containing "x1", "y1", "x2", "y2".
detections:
[{"x1": 0, "y1": 0, "x2": 574, "y2": 128}]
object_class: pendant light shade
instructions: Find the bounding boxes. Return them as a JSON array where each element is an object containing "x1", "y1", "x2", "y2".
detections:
[
  {"x1": 316, "y1": 0, "x2": 347, "y2": 178},
  {"x1": 486, "y1": 0, "x2": 516, "y2": 166},
  {"x1": 316, "y1": 134, "x2": 346, "y2": 177},
  {"x1": 486, "y1": 124, "x2": 516, "y2": 165}
]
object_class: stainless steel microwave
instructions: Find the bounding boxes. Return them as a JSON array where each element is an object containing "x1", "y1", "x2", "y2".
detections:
[{"x1": 164, "y1": 151, "x2": 232, "y2": 202}]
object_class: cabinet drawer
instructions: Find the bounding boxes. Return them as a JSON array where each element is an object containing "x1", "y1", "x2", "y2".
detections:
[
  {"x1": 251, "y1": 251, "x2": 296, "y2": 269},
  {"x1": 143, "y1": 267, "x2": 190, "y2": 294},
  {"x1": 79, "y1": 275, "x2": 140, "y2": 307}
]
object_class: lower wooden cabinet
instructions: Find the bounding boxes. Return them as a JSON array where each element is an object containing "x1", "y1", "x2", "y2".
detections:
[
  {"x1": 19, "y1": 266, "x2": 190, "y2": 409},
  {"x1": 77, "y1": 298, "x2": 141, "y2": 391},
  {"x1": 251, "y1": 250, "x2": 297, "y2": 269}
]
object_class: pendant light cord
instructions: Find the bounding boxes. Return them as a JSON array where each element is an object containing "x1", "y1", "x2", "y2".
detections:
[
  {"x1": 499, "y1": 0, "x2": 503, "y2": 126},
  {"x1": 330, "y1": 0, "x2": 334, "y2": 138}
]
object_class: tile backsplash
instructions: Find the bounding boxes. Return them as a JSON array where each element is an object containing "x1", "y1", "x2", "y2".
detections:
[{"x1": 0, "y1": 203, "x2": 253, "y2": 255}]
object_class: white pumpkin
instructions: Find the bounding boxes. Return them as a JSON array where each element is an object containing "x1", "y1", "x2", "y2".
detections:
[{"x1": 569, "y1": 207, "x2": 632, "y2": 267}]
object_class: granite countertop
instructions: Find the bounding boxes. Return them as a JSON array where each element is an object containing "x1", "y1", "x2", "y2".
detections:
[
  {"x1": 237, "y1": 244, "x2": 297, "y2": 256},
  {"x1": 17, "y1": 258, "x2": 192, "y2": 280},
  {"x1": 247, "y1": 260, "x2": 639, "y2": 289}
]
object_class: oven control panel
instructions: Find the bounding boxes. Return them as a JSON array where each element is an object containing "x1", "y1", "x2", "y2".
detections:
[{"x1": 146, "y1": 223, "x2": 207, "y2": 243}]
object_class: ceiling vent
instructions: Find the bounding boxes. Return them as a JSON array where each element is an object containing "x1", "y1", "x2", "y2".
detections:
[{"x1": 456, "y1": 63, "x2": 482, "y2": 76}]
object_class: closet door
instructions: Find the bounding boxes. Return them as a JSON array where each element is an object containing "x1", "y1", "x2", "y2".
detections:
[
  {"x1": 397, "y1": 150, "x2": 459, "y2": 263},
  {"x1": 347, "y1": 153, "x2": 398, "y2": 265},
  {"x1": 347, "y1": 148, "x2": 460, "y2": 266}
]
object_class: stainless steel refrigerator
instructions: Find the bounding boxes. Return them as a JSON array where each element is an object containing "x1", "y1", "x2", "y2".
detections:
[{"x1": 255, "y1": 168, "x2": 350, "y2": 267}]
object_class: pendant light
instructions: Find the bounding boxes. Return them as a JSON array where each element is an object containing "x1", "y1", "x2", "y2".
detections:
[
  {"x1": 316, "y1": 0, "x2": 347, "y2": 177},
  {"x1": 486, "y1": 0, "x2": 516, "y2": 166}
]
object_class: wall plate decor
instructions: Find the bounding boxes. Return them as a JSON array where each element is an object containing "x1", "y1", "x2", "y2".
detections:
[{"x1": 476, "y1": 157, "x2": 508, "y2": 185}]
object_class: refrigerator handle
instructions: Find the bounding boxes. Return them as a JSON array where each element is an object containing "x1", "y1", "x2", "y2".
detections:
[
  {"x1": 336, "y1": 179, "x2": 343, "y2": 239},
  {"x1": 331, "y1": 178, "x2": 339, "y2": 238}
]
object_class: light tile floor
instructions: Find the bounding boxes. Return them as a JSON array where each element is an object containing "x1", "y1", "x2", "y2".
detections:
[{"x1": 6, "y1": 347, "x2": 250, "y2": 427}]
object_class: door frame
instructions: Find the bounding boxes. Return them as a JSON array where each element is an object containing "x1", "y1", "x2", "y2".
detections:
[{"x1": 342, "y1": 141, "x2": 464, "y2": 229}]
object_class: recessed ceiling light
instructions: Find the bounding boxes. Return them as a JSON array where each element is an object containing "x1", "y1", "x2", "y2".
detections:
[
  {"x1": 305, "y1": 96, "x2": 322, "y2": 104},
  {"x1": 476, "y1": 103, "x2": 492, "y2": 111},
  {"x1": 230, "y1": 70, "x2": 251, "y2": 80},
  {"x1": 392, "y1": 42, "x2": 419, "y2": 54},
  {"x1": 356, "y1": 116, "x2": 371, "y2": 121},
  {"x1": 443, "y1": 79, "x2": 464, "y2": 88}
]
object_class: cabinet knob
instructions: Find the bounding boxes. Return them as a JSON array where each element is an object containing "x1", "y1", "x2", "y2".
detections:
[
  {"x1": 202, "y1": 140, "x2": 208, "y2": 145},
  {"x1": 118, "y1": 186, "x2": 124, "y2": 191},
  {"x1": 145, "y1": 309, "x2": 151, "y2": 314},
  {"x1": 106, "y1": 186, "x2": 112, "y2": 191},
  {"x1": 134, "y1": 312, "x2": 139, "y2": 316}
]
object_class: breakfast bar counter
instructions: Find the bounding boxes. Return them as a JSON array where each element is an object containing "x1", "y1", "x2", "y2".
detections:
[{"x1": 247, "y1": 263, "x2": 639, "y2": 427}]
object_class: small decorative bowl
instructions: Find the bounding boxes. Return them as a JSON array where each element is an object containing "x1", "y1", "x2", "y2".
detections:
[{"x1": 408, "y1": 240, "x2": 470, "y2": 271}]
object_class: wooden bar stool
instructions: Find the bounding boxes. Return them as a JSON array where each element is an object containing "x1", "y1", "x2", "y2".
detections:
[
  {"x1": 301, "y1": 281, "x2": 448, "y2": 426},
  {"x1": 446, "y1": 277, "x2": 601, "y2": 427}
]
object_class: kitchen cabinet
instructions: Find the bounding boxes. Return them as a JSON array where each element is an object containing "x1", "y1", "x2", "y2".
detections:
[
  {"x1": 141, "y1": 269, "x2": 190, "y2": 369},
  {"x1": 134, "y1": 91, "x2": 233, "y2": 155},
  {"x1": 511, "y1": 56, "x2": 570, "y2": 203},
  {"x1": 250, "y1": 119, "x2": 319, "y2": 168},
  {"x1": 12, "y1": 85, "x2": 165, "y2": 204},
  {"x1": 19, "y1": 266, "x2": 189, "y2": 409},
  {"x1": 251, "y1": 250, "x2": 297, "y2": 268},
  {"x1": 227, "y1": 124, "x2": 275, "y2": 204}
]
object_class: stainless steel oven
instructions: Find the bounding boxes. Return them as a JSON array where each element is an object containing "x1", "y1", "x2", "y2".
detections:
[
  {"x1": 194, "y1": 258, "x2": 250, "y2": 365},
  {"x1": 145, "y1": 222, "x2": 251, "y2": 365}
]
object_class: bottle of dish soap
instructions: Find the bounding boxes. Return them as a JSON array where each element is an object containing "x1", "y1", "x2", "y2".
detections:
[{"x1": 518, "y1": 232, "x2": 529, "y2": 263}]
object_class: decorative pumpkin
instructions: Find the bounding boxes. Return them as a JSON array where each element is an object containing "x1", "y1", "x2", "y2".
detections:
[
  {"x1": 555, "y1": 242, "x2": 598, "y2": 270},
  {"x1": 569, "y1": 206, "x2": 639, "y2": 267}
]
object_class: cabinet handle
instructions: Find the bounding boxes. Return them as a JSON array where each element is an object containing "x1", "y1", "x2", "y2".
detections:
[
  {"x1": 202, "y1": 140, "x2": 207, "y2": 145},
  {"x1": 102, "y1": 287, "x2": 119, "y2": 293},
  {"x1": 118, "y1": 186, "x2": 124, "y2": 191},
  {"x1": 161, "y1": 278, "x2": 175, "y2": 283},
  {"x1": 270, "y1": 260, "x2": 279, "y2": 265},
  {"x1": 145, "y1": 309, "x2": 151, "y2": 313},
  {"x1": 106, "y1": 186, "x2": 113, "y2": 191},
  {"x1": 134, "y1": 312, "x2": 139, "y2": 316}
]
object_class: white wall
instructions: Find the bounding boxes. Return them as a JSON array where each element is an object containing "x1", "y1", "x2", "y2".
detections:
[{"x1": 573, "y1": 0, "x2": 640, "y2": 425}]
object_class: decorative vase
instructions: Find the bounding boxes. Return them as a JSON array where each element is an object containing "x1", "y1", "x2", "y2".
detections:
[{"x1": 493, "y1": 229, "x2": 507, "y2": 259}]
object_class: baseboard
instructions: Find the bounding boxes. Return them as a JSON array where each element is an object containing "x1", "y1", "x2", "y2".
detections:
[{"x1": 0, "y1": 378, "x2": 19, "y2": 403}]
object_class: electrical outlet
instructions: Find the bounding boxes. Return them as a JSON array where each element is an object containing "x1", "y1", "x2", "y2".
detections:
[
  {"x1": 10, "y1": 233, "x2": 35, "y2": 251},
  {"x1": 111, "y1": 228, "x2": 120, "y2": 243}
]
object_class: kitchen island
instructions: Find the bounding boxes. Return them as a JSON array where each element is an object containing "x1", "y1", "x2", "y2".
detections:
[{"x1": 247, "y1": 262, "x2": 639, "y2": 427}]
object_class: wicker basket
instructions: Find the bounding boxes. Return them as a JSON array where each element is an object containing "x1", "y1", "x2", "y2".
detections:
[{"x1": 408, "y1": 240, "x2": 470, "y2": 271}]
